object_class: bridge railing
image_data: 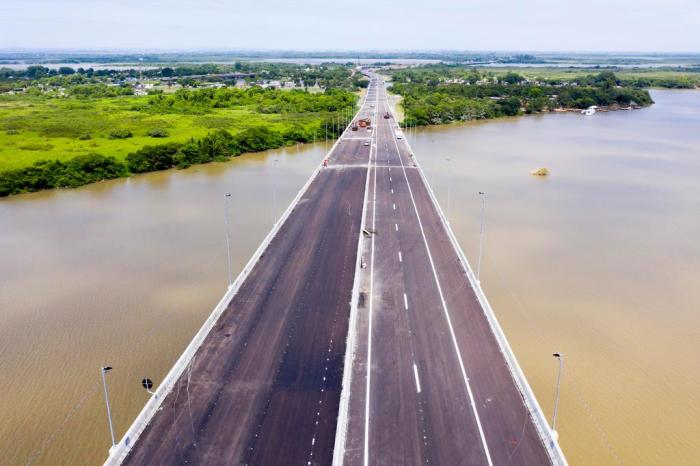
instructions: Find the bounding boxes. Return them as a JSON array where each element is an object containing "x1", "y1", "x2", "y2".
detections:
[
  {"x1": 103, "y1": 93, "x2": 368, "y2": 465},
  {"x1": 398, "y1": 122, "x2": 568, "y2": 466}
]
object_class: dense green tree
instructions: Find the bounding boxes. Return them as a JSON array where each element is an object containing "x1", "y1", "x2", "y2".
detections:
[
  {"x1": 26, "y1": 65, "x2": 49, "y2": 79},
  {"x1": 497, "y1": 97, "x2": 521, "y2": 116},
  {"x1": 502, "y1": 72, "x2": 525, "y2": 85},
  {"x1": 0, "y1": 154, "x2": 127, "y2": 196},
  {"x1": 126, "y1": 143, "x2": 182, "y2": 173}
]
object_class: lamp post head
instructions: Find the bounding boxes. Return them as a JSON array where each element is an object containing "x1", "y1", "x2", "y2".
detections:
[
  {"x1": 225, "y1": 193, "x2": 231, "y2": 198},
  {"x1": 101, "y1": 366, "x2": 112, "y2": 373},
  {"x1": 553, "y1": 353, "x2": 562, "y2": 359},
  {"x1": 478, "y1": 191, "x2": 486, "y2": 195},
  {"x1": 142, "y1": 378, "x2": 154, "y2": 391}
]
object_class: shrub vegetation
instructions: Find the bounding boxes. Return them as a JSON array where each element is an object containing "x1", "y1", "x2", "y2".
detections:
[{"x1": 389, "y1": 69, "x2": 654, "y2": 126}]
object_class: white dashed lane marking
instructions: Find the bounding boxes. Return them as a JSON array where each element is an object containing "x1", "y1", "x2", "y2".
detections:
[{"x1": 413, "y1": 363, "x2": 421, "y2": 393}]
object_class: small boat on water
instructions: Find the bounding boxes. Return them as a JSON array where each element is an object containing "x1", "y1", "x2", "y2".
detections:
[{"x1": 581, "y1": 105, "x2": 598, "y2": 116}]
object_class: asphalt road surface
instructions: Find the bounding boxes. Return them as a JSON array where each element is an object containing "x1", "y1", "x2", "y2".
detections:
[
  {"x1": 121, "y1": 77, "x2": 555, "y2": 466},
  {"x1": 340, "y1": 77, "x2": 554, "y2": 466}
]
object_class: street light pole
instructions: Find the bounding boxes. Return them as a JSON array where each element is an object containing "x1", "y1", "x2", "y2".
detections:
[
  {"x1": 224, "y1": 193, "x2": 232, "y2": 287},
  {"x1": 552, "y1": 353, "x2": 564, "y2": 436},
  {"x1": 100, "y1": 366, "x2": 116, "y2": 449},
  {"x1": 477, "y1": 191, "x2": 487, "y2": 281}
]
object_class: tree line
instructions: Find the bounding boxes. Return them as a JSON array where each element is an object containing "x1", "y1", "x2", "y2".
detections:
[
  {"x1": 0, "y1": 119, "x2": 350, "y2": 197},
  {"x1": 0, "y1": 62, "x2": 367, "y2": 93},
  {"x1": 391, "y1": 71, "x2": 653, "y2": 126}
]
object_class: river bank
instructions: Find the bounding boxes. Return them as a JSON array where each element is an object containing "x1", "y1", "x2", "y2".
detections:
[{"x1": 0, "y1": 86, "x2": 359, "y2": 196}]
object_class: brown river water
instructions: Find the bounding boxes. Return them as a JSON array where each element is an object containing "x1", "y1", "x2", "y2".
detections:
[{"x1": 1, "y1": 90, "x2": 698, "y2": 465}]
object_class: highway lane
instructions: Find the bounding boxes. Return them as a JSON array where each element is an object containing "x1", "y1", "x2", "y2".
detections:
[
  {"x1": 340, "y1": 77, "x2": 554, "y2": 465},
  {"x1": 121, "y1": 89, "x2": 375, "y2": 465},
  {"x1": 368, "y1": 87, "x2": 491, "y2": 465},
  {"x1": 391, "y1": 98, "x2": 552, "y2": 466}
]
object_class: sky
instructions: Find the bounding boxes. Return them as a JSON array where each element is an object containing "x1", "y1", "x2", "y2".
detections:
[{"x1": 1, "y1": 0, "x2": 699, "y2": 52}]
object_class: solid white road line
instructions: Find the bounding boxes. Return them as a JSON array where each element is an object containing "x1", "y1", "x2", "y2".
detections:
[
  {"x1": 413, "y1": 363, "x2": 421, "y2": 393},
  {"x1": 363, "y1": 81, "x2": 380, "y2": 466},
  {"x1": 388, "y1": 100, "x2": 495, "y2": 466},
  {"x1": 403, "y1": 293, "x2": 408, "y2": 310}
]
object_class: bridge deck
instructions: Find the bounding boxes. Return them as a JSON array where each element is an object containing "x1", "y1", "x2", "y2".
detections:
[{"x1": 118, "y1": 77, "x2": 559, "y2": 466}]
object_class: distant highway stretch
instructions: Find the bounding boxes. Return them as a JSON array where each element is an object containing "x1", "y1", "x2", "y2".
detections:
[{"x1": 106, "y1": 75, "x2": 566, "y2": 466}]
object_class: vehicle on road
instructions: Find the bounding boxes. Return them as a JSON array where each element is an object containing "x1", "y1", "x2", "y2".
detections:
[
  {"x1": 363, "y1": 141, "x2": 370, "y2": 146},
  {"x1": 395, "y1": 130, "x2": 403, "y2": 139},
  {"x1": 384, "y1": 112, "x2": 391, "y2": 119}
]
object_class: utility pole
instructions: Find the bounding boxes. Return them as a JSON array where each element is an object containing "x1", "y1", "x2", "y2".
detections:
[
  {"x1": 100, "y1": 366, "x2": 116, "y2": 449},
  {"x1": 477, "y1": 191, "x2": 487, "y2": 281},
  {"x1": 552, "y1": 353, "x2": 564, "y2": 436},
  {"x1": 224, "y1": 193, "x2": 232, "y2": 287}
]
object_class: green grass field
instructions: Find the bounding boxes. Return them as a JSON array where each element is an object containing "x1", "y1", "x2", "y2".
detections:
[{"x1": 0, "y1": 94, "x2": 328, "y2": 173}]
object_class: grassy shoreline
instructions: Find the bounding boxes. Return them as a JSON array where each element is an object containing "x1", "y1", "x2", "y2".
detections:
[{"x1": 0, "y1": 88, "x2": 358, "y2": 196}]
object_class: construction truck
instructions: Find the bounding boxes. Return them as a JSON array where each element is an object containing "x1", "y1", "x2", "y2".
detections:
[{"x1": 358, "y1": 117, "x2": 371, "y2": 128}]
